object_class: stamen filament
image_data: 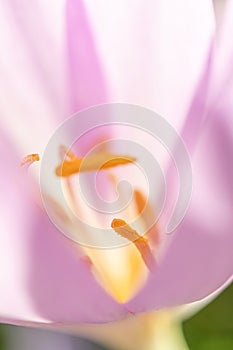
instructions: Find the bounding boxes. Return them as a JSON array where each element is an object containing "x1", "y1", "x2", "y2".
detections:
[
  {"x1": 111, "y1": 219, "x2": 156, "y2": 271},
  {"x1": 134, "y1": 189, "x2": 160, "y2": 245},
  {"x1": 59, "y1": 145, "x2": 76, "y2": 161}
]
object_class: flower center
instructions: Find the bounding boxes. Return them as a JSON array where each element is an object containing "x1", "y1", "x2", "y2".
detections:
[{"x1": 22, "y1": 147, "x2": 158, "y2": 303}]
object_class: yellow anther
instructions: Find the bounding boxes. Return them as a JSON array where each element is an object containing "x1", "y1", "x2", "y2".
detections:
[
  {"x1": 111, "y1": 218, "x2": 156, "y2": 271},
  {"x1": 20, "y1": 153, "x2": 40, "y2": 167},
  {"x1": 111, "y1": 218, "x2": 144, "y2": 242},
  {"x1": 56, "y1": 152, "x2": 136, "y2": 177}
]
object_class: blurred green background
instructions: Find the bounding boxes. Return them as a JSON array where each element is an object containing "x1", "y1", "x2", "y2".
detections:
[{"x1": 183, "y1": 282, "x2": 233, "y2": 350}]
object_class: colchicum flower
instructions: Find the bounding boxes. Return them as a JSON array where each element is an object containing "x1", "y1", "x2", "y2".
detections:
[{"x1": 0, "y1": 1, "x2": 232, "y2": 348}]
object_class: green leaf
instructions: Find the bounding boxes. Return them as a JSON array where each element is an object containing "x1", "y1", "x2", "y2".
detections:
[
  {"x1": 0, "y1": 324, "x2": 7, "y2": 350},
  {"x1": 183, "y1": 282, "x2": 233, "y2": 350}
]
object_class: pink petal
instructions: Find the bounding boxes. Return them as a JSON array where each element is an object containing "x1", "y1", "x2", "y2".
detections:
[
  {"x1": 84, "y1": 0, "x2": 214, "y2": 130},
  {"x1": 213, "y1": 0, "x2": 228, "y2": 31},
  {"x1": 126, "y1": 20, "x2": 233, "y2": 313},
  {"x1": 27, "y1": 207, "x2": 126, "y2": 323},
  {"x1": 0, "y1": 0, "x2": 109, "y2": 154},
  {"x1": 0, "y1": 0, "x2": 67, "y2": 153},
  {"x1": 0, "y1": 130, "x2": 126, "y2": 325},
  {"x1": 66, "y1": 0, "x2": 108, "y2": 115},
  {"x1": 127, "y1": 108, "x2": 233, "y2": 312}
]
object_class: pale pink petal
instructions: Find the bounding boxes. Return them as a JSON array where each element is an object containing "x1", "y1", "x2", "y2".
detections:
[
  {"x1": 127, "y1": 105, "x2": 233, "y2": 312},
  {"x1": 213, "y1": 0, "x2": 228, "y2": 32},
  {"x1": 0, "y1": 131, "x2": 44, "y2": 323},
  {"x1": 84, "y1": 0, "x2": 215, "y2": 130},
  {"x1": 208, "y1": 0, "x2": 233, "y2": 110},
  {"x1": 27, "y1": 207, "x2": 126, "y2": 323},
  {"x1": 0, "y1": 0, "x2": 109, "y2": 155},
  {"x1": 66, "y1": 0, "x2": 108, "y2": 115},
  {"x1": 126, "y1": 13, "x2": 233, "y2": 312},
  {"x1": 0, "y1": 0, "x2": 67, "y2": 153},
  {"x1": 0, "y1": 130, "x2": 126, "y2": 324}
]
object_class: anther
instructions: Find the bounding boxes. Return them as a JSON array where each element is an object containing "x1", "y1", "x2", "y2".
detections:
[
  {"x1": 56, "y1": 152, "x2": 136, "y2": 177},
  {"x1": 111, "y1": 219, "x2": 156, "y2": 271},
  {"x1": 20, "y1": 153, "x2": 40, "y2": 167}
]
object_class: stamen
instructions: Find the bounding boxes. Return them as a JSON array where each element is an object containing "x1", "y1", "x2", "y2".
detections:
[
  {"x1": 59, "y1": 145, "x2": 76, "y2": 161},
  {"x1": 111, "y1": 219, "x2": 156, "y2": 271},
  {"x1": 56, "y1": 152, "x2": 136, "y2": 177},
  {"x1": 111, "y1": 219, "x2": 143, "y2": 241},
  {"x1": 134, "y1": 189, "x2": 160, "y2": 245},
  {"x1": 20, "y1": 153, "x2": 40, "y2": 167},
  {"x1": 134, "y1": 189, "x2": 146, "y2": 214}
]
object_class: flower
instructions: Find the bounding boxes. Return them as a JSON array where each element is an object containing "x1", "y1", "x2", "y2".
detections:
[{"x1": 0, "y1": 0, "x2": 232, "y2": 330}]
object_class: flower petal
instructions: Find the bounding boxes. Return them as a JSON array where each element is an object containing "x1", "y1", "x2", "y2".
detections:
[
  {"x1": 0, "y1": 0, "x2": 109, "y2": 154},
  {"x1": 126, "y1": 23, "x2": 233, "y2": 313},
  {"x1": 0, "y1": 0, "x2": 67, "y2": 153},
  {"x1": 28, "y1": 207, "x2": 127, "y2": 324},
  {"x1": 127, "y1": 108, "x2": 233, "y2": 312},
  {"x1": 66, "y1": 0, "x2": 108, "y2": 114},
  {"x1": 84, "y1": 0, "x2": 214, "y2": 129},
  {"x1": 0, "y1": 130, "x2": 126, "y2": 325}
]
